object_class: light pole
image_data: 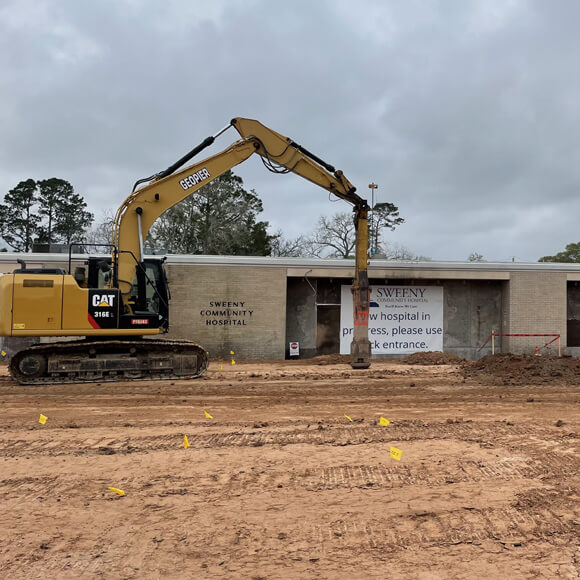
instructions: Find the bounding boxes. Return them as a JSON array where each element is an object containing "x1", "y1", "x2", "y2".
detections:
[{"x1": 368, "y1": 183, "x2": 378, "y2": 255}]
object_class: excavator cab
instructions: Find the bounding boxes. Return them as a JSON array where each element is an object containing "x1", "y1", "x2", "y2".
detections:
[{"x1": 85, "y1": 256, "x2": 170, "y2": 331}]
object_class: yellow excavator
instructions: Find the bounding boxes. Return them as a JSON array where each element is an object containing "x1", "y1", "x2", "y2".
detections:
[{"x1": 0, "y1": 118, "x2": 371, "y2": 384}]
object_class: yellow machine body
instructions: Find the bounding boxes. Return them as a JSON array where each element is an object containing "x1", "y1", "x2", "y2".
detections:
[
  {"x1": 0, "y1": 273, "x2": 160, "y2": 337},
  {"x1": 3, "y1": 116, "x2": 370, "y2": 384}
]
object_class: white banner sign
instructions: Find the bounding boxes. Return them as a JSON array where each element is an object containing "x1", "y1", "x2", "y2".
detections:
[{"x1": 340, "y1": 285, "x2": 443, "y2": 355}]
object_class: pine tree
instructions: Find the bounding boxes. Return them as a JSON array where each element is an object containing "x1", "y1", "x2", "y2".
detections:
[
  {"x1": 0, "y1": 179, "x2": 40, "y2": 251},
  {"x1": 148, "y1": 170, "x2": 275, "y2": 255},
  {"x1": 36, "y1": 178, "x2": 94, "y2": 246},
  {"x1": 0, "y1": 178, "x2": 94, "y2": 251}
]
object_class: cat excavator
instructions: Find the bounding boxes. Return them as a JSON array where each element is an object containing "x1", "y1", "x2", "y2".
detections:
[{"x1": 0, "y1": 118, "x2": 371, "y2": 384}]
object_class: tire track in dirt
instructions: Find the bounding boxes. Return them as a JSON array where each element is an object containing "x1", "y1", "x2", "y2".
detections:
[
  {"x1": 7, "y1": 488, "x2": 577, "y2": 578},
  {"x1": 149, "y1": 454, "x2": 579, "y2": 497},
  {"x1": 0, "y1": 421, "x2": 561, "y2": 457},
  {"x1": 0, "y1": 475, "x2": 62, "y2": 500},
  {"x1": 258, "y1": 497, "x2": 579, "y2": 560},
  {"x1": 1, "y1": 453, "x2": 578, "y2": 502}
]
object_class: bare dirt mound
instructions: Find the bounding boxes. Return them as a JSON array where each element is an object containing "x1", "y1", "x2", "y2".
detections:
[
  {"x1": 462, "y1": 353, "x2": 580, "y2": 385},
  {"x1": 309, "y1": 354, "x2": 353, "y2": 365},
  {"x1": 404, "y1": 351, "x2": 464, "y2": 365},
  {"x1": 281, "y1": 354, "x2": 353, "y2": 366}
]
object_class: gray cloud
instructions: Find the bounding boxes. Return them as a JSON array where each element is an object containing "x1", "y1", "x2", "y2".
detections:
[{"x1": 1, "y1": 0, "x2": 580, "y2": 261}]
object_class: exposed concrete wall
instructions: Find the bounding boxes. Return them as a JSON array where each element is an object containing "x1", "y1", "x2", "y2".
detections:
[
  {"x1": 368, "y1": 279, "x2": 501, "y2": 359},
  {"x1": 285, "y1": 278, "x2": 502, "y2": 360},
  {"x1": 285, "y1": 278, "x2": 317, "y2": 358},
  {"x1": 505, "y1": 271, "x2": 566, "y2": 354},
  {"x1": 166, "y1": 264, "x2": 287, "y2": 359},
  {"x1": 287, "y1": 267, "x2": 510, "y2": 280},
  {"x1": 443, "y1": 280, "x2": 502, "y2": 359}
]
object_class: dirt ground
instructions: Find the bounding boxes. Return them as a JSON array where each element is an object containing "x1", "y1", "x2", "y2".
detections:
[{"x1": 0, "y1": 354, "x2": 578, "y2": 579}]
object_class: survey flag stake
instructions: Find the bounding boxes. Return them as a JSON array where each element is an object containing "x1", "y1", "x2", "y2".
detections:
[
  {"x1": 38, "y1": 414, "x2": 47, "y2": 425},
  {"x1": 379, "y1": 416, "x2": 390, "y2": 426},
  {"x1": 344, "y1": 414, "x2": 353, "y2": 422},
  {"x1": 390, "y1": 446, "x2": 402, "y2": 461},
  {"x1": 184, "y1": 435, "x2": 190, "y2": 449},
  {"x1": 204, "y1": 410, "x2": 213, "y2": 419},
  {"x1": 108, "y1": 487, "x2": 125, "y2": 497}
]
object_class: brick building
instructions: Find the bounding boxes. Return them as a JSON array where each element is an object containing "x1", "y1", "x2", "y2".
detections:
[{"x1": 1, "y1": 253, "x2": 579, "y2": 360}]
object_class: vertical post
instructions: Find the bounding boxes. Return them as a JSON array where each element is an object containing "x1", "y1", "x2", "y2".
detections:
[
  {"x1": 492, "y1": 330, "x2": 495, "y2": 355},
  {"x1": 368, "y1": 183, "x2": 377, "y2": 256},
  {"x1": 558, "y1": 336, "x2": 561, "y2": 357},
  {"x1": 350, "y1": 205, "x2": 371, "y2": 369}
]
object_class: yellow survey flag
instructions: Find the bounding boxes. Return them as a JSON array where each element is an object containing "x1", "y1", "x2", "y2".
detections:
[
  {"x1": 379, "y1": 416, "x2": 390, "y2": 426},
  {"x1": 390, "y1": 446, "x2": 402, "y2": 461},
  {"x1": 219, "y1": 364, "x2": 223, "y2": 371},
  {"x1": 344, "y1": 414, "x2": 353, "y2": 422},
  {"x1": 204, "y1": 410, "x2": 213, "y2": 419},
  {"x1": 231, "y1": 359, "x2": 236, "y2": 365},
  {"x1": 38, "y1": 414, "x2": 47, "y2": 425},
  {"x1": 184, "y1": 435, "x2": 190, "y2": 449},
  {"x1": 108, "y1": 487, "x2": 125, "y2": 496},
  {"x1": 229, "y1": 350, "x2": 235, "y2": 355},
  {"x1": 1, "y1": 350, "x2": 5, "y2": 357}
]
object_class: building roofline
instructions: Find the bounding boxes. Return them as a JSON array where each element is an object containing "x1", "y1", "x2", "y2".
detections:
[{"x1": 0, "y1": 251, "x2": 579, "y2": 273}]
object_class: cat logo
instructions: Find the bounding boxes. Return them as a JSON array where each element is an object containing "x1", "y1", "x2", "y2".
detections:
[{"x1": 92, "y1": 294, "x2": 115, "y2": 308}]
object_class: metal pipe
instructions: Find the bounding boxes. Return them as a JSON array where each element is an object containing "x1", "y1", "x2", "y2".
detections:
[
  {"x1": 213, "y1": 124, "x2": 232, "y2": 140},
  {"x1": 155, "y1": 124, "x2": 232, "y2": 181},
  {"x1": 136, "y1": 207, "x2": 144, "y2": 259}
]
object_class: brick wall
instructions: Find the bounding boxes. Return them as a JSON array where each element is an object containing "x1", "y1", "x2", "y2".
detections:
[
  {"x1": 165, "y1": 264, "x2": 287, "y2": 359},
  {"x1": 505, "y1": 271, "x2": 566, "y2": 354}
]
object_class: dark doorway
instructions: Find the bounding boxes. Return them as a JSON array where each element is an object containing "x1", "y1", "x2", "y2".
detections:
[
  {"x1": 316, "y1": 305, "x2": 340, "y2": 354},
  {"x1": 567, "y1": 283, "x2": 580, "y2": 346}
]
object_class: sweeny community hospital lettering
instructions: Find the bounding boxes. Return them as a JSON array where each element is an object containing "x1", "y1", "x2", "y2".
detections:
[
  {"x1": 200, "y1": 300, "x2": 254, "y2": 326},
  {"x1": 374, "y1": 287, "x2": 427, "y2": 303},
  {"x1": 375, "y1": 287, "x2": 425, "y2": 298}
]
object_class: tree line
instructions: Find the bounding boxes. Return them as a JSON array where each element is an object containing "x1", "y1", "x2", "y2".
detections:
[
  {"x1": 5, "y1": 172, "x2": 580, "y2": 262},
  {"x1": 1, "y1": 170, "x2": 422, "y2": 260},
  {"x1": 0, "y1": 179, "x2": 93, "y2": 252}
]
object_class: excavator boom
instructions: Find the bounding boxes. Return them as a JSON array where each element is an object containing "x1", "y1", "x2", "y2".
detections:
[
  {"x1": 2, "y1": 117, "x2": 371, "y2": 384},
  {"x1": 113, "y1": 118, "x2": 371, "y2": 367}
]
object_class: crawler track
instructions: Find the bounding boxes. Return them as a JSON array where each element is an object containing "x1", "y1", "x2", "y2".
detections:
[{"x1": 9, "y1": 338, "x2": 208, "y2": 384}]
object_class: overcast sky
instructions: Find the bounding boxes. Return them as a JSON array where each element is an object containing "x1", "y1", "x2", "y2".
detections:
[{"x1": 1, "y1": 0, "x2": 580, "y2": 261}]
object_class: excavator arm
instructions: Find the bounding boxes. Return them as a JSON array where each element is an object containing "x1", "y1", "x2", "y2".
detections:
[{"x1": 112, "y1": 118, "x2": 371, "y2": 367}]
